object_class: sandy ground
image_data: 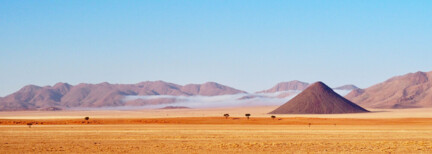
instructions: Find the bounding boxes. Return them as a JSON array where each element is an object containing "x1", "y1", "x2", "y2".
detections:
[
  {"x1": 1, "y1": 106, "x2": 432, "y2": 153},
  {"x1": 1, "y1": 117, "x2": 432, "y2": 125},
  {"x1": 1, "y1": 124, "x2": 431, "y2": 153},
  {"x1": 1, "y1": 106, "x2": 432, "y2": 119}
]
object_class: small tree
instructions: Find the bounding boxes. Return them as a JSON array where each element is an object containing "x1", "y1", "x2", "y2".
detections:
[
  {"x1": 27, "y1": 122, "x2": 33, "y2": 128},
  {"x1": 308, "y1": 123, "x2": 311, "y2": 127},
  {"x1": 84, "y1": 117, "x2": 90, "y2": 124},
  {"x1": 271, "y1": 115, "x2": 276, "y2": 120},
  {"x1": 224, "y1": 114, "x2": 230, "y2": 119},
  {"x1": 245, "y1": 113, "x2": 251, "y2": 120}
]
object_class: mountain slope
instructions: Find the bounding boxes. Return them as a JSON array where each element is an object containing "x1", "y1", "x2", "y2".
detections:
[
  {"x1": 346, "y1": 71, "x2": 432, "y2": 108},
  {"x1": 269, "y1": 82, "x2": 369, "y2": 114}
]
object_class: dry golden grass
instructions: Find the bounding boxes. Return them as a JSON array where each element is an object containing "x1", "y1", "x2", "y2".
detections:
[
  {"x1": 1, "y1": 124, "x2": 432, "y2": 153},
  {"x1": 1, "y1": 107, "x2": 432, "y2": 153}
]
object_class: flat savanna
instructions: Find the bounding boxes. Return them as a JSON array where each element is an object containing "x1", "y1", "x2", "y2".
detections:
[
  {"x1": 1, "y1": 118, "x2": 432, "y2": 153},
  {"x1": 1, "y1": 107, "x2": 432, "y2": 153}
]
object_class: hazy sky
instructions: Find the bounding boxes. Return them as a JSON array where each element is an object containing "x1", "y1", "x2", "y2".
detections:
[{"x1": 1, "y1": 0, "x2": 431, "y2": 96}]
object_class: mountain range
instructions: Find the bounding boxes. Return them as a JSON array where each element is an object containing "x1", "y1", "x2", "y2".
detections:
[
  {"x1": 0, "y1": 81, "x2": 246, "y2": 111},
  {"x1": 1, "y1": 70, "x2": 431, "y2": 111},
  {"x1": 346, "y1": 71, "x2": 432, "y2": 109}
]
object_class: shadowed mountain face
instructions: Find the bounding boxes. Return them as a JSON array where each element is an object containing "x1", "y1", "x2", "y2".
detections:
[
  {"x1": 0, "y1": 81, "x2": 246, "y2": 111},
  {"x1": 346, "y1": 71, "x2": 432, "y2": 109},
  {"x1": 269, "y1": 82, "x2": 369, "y2": 114}
]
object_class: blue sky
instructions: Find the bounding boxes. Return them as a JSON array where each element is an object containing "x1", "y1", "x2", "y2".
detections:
[{"x1": 1, "y1": 0, "x2": 431, "y2": 96}]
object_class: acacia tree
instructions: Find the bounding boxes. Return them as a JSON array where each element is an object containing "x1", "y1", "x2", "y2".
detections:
[
  {"x1": 245, "y1": 113, "x2": 251, "y2": 120},
  {"x1": 271, "y1": 115, "x2": 276, "y2": 120},
  {"x1": 84, "y1": 117, "x2": 90, "y2": 124},
  {"x1": 224, "y1": 114, "x2": 230, "y2": 119}
]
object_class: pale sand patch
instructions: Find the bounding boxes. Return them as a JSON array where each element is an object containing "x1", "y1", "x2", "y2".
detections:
[{"x1": 0, "y1": 106, "x2": 432, "y2": 119}]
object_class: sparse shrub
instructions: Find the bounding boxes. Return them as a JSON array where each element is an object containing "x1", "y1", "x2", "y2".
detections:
[
  {"x1": 224, "y1": 114, "x2": 230, "y2": 119},
  {"x1": 245, "y1": 113, "x2": 251, "y2": 120},
  {"x1": 271, "y1": 115, "x2": 276, "y2": 120},
  {"x1": 27, "y1": 122, "x2": 33, "y2": 128}
]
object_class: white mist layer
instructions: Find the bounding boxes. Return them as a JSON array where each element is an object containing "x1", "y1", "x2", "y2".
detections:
[
  {"x1": 117, "y1": 89, "x2": 352, "y2": 109},
  {"x1": 123, "y1": 93, "x2": 293, "y2": 109}
]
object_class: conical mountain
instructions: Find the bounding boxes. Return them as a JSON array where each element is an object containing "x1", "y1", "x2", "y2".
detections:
[{"x1": 269, "y1": 82, "x2": 369, "y2": 114}]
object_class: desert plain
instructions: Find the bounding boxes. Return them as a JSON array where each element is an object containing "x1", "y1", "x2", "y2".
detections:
[{"x1": 1, "y1": 106, "x2": 432, "y2": 153}]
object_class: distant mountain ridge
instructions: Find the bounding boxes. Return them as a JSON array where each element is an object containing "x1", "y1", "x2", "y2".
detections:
[
  {"x1": 0, "y1": 79, "x2": 361, "y2": 111},
  {"x1": 0, "y1": 81, "x2": 246, "y2": 111},
  {"x1": 346, "y1": 71, "x2": 432, "y2": 109},
  {"x1": 257, "y1": 81, "x2": 358, "y2": 98},
  {"x1": 257, "y1": 80, "x2": 309, "y2": 93},
  {"x1": 258, "y1": 81, "x2": 359, "y2": 93},
  {"x1": 5, "y1": 70, "x2": 431, "y2": 110},
  {"x1": 334, "y1": 85, "x2": 359, "y2": 91}
]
